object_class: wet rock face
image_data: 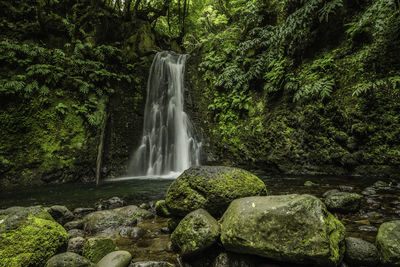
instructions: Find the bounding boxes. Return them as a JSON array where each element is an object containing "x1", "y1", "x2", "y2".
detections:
[
  {"x1": 45, "y1": 252, "x2": 93, "y2": 267},
  {"x1": 171, "y1": 209, "x2": 220, "y2": 257},
  {"x1": 324, "y1": 192, "x2": 361, "y2": 213},
  {"x1": 376, "y1": 220, "x2": 400, "y2": 266},
  {"x1": 165, "y1": 166, "x2": 267, "y2": 217},
  {"x1": 0, "y1": 206, "x2": 69, "y2": 266},
  {"x1": 344, "y1": 237, "x2": 379, "y2": 267},
  {"x1": 220, "y1": 195, "x2": 346, "y2": 267}
]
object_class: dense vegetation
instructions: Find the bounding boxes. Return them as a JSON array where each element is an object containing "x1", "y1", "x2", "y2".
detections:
[{"x1": 1, "y1": 0, "x2": 399, "y2": 187}]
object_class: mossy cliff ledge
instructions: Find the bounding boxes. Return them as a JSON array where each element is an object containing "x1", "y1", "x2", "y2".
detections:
[
  {"x1": 0, "y1": 206, "x2": 68, "y2": 267},
  {"x1": 165, "y1": 166, "x2": 267, "y2": 218},
  {"x1": 220, "y1": 194, "x2": 346, "y2": 267}
]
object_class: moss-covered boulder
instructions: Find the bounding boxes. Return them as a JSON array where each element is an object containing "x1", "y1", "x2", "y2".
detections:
[
  {"x1": 376, "y1": 220, "x2": 400, "y2": 266},
  {"x1": 82, "y1": 237, "x2": 116, "y2": 263},
  {"x1": 0, "y1": 206, "x2": 69, "y2": 267},
  {"x1": 83, "y1": 205, "x2": 153, "y2": 234},
  {"x1": 45, "y1": 252, "x2": 93, "y2": 267},
  {"x1": 325, "y1": 192, "x2": 361, "y2": 213},
  {"x1": 165, "y1": 166, "x2": 267, "y2": 217},
  {"x1": 171, "y1": 209, "x2": 220, "y2": 257},
  {"x1": 220, "y1": 195, "x2": 345, "y2": 266},
  {"x1": 155, "y1": 200, "x2": 171, "y2": 217}
]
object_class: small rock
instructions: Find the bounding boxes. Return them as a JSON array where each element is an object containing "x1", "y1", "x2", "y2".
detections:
[
  {"x1": 68, "y1": 237, "x2": 86, "y2": 254},
  {"x1": 344, "y1": 237, "x2": 379, "y2": 267},
  {"x1": 82, "y1": 237, "x2": 116, "y2": 263},
  {"x1": 119, "y1": 227, "x2": 146, "y2": 239},
  {"x1": 358, "y1": 225, "x2": 378, "y2": 232},
  {"x1": 339, "y1": 185, "x2": 354, "y2": 192},
  {"x1": 325, "y1": 192, "x2": 361, "y2": 213},
  {"x1": 96, "y1": 197, "x2": 126, "y2": 210},
  {"x1": 323, "y1": 189, "x2": 340, "y2": 198},
  {"x1": 64, "y1": 220, "x2": 84, "y2": 230},
  {"x1": 73, "y1": 208, "x2": 95, "y2": 217},
  {"x1": 304, "y1": 181, "x2": 317, "y2": 187},
  {"x1": 171, "y1": 209, "x2": 220, "y2": 256},
  {"x1": 376, "y1": 220, "x2": 400, "y2": 266},
  {"x1": 45, "y1": 252, "x2": 93, "y2": 267},
  {"x1": 68, "y1": 229, "x2": 85, "y2": 239},
  {"x1": 129, "y1": 262, "x2": 173, "y2": 267},
  {"x1": 47, "y1": 205, "x2": 75, "y2": 225},
  {"x1": 96, "y1": 250, "x2": 132, "y2": 267}
]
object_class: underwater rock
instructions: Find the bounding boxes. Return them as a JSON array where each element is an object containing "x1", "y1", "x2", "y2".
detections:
[
  {"x1": 96, "y1": 250, "x2": 132, "y2": 267},
  {"x1": 344, "y1": 237, "x2": 379, "y2": 267},
  {"x1": 165, "y1": 166, "x2": 267, "y2": 217},
  {"x1": 325, "y1": 192, "x2": 361, "y2": 213},
  {"x1": 220, "y1": 195, "x2": 345, "y2": 266},
  {"x1": 82, "y1": 237, "x2": 116, "y2": 263},
  {"x1": 171, "y1": 209, "x2": 220, "y2": 257},
  {"x1": 376, "y1": 220, "x2": 400, "y2": 266},
  {"x1": 45, "y1": 252, "x2": 93, "y2": 267},
  {"x1": 0, "y1": 206, "x2": 68, "y2": 266}
]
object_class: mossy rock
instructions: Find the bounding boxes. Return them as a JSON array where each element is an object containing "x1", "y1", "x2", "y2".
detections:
[
  {"x1": 0, "y1": 206, "x2": 68, "y2": 267},
  {"x1": 155, "y1": 200, "x2": 171, "y2": 217},
  {"x1": 45, "y1": 252, "x2": 94, "y2": 267},
  {"x1": 376, "y1": 220, "x2": 400, "y2": 266},
  {"x1": 325, "y1": 192, "x2": 361, "y2": 213},
  {"x1": 220, "y1": 195, "x2": 346, "y2": 266},
  {"x1": 171, "y1": 209, "x2": 220, "y2": 257},
  {"x1": 165, "y1": 166, "x2": 267, "y2": 217},
  {"x1": 82, "y1": 238, "x2": 116, "y2": 263}
]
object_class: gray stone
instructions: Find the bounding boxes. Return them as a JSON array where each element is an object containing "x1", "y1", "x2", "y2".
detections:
[
  {"x1": 45, "y1": 252, "x2": 93, "y2": 267},
  {"x1": 165, "y1": 166, "x2": 267, "y2": 217},
  {"x1": 73, "y1": 208, "x2": 95, "y2": 217},
  {"x1": 96, "y1": 197, "x2": 126, "y2": 210},
  {"x1": 68, "y1": 237, "x2": 86, "y2": 254},
  {"x1": 64, "y1": 220, "x2": 84, "y2": 230},
  {"x1": 119, "y1": 226, "x2": 146, "y2": 239},
  {"x1": 325, "y1": 192, "x2": 361, "y2": 213},
  {"x1": 212, "y1": 252, "x2": 256, "y2": 267},
  {"x1": 96, "y1": 251, "x2": 132, "y2": 267},
  {"x1": 129, "y1": 262, "x2": 173, "y2": 267},
  {"x1": 344, "y1": 237, "x2": 379, "y2": 267},
  {"x1": 220, "y1": 195, "x2": 346, "y2": 266},
  {"x1": 83, "y1": 205, "x2": 153, "y2": 234},
  {"x1": 171, "y1": 209, "x2": 220, "y2": 256},
  {"x1": 68, "y1": 229, "x2": 85, "y2": 239},
  {"x1": 47, "y1": 205, "x2": 75, "y2": 225},
  {"x1": 376, "y1": 220, "x2": 400, "y2": 266}
]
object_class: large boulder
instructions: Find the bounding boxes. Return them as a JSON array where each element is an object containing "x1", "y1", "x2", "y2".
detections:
[
  {"x1": 344, "y1": 237, "x2": 379, "y2": 267},
  {"x1": 171, "y1": 209, "x2": 220, "y2": 257},
  {"x1": 325, "y1": 192, "x2": 361, "y2": 213},
  {"x1": 82, "y1": 237, "x2": 117, "y2": 263},
  {"x1": 83, "y1": 205, "x2": 153, "y2": 234},
  {"x1": 96, "y1": 251, "x2": 132, "y2": 267},
  {"x1": 0, "y1": 206, "x2": 68, "y2": 267},
  {"x1": 376, "y1": 220, "x2": 400, "y2": 266},
  {"x1": 165, "y1": 166, "x2": 267, "y2": 217},
  {"x1": 45, "y1": 252, "x2": 93, "y2": 267},
  {"x1": 220, "y1": 195, "x2": 346, "y2": 266}
]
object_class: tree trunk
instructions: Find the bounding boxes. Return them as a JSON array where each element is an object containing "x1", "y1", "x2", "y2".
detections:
[{"x1": 96, "y1": 111, "x2": 108, "y2": 186}]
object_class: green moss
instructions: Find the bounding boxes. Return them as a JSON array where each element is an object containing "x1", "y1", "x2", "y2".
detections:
[
  {"x1": 0, "y1": 215, "x2": 68, "y2": 267},
  {"x1": 82, "y1": 238, "x2": 116, "y2": 263},
  {"x1": 155, "y1": 200, "x2": 171, "y2": 217}
]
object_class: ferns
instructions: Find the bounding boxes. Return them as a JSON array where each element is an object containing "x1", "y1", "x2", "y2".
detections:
[
  {"x1": 294, "y1": 77, "x2": 335, "y2": 101},
  {"x1": 318, "y1": 0, "x2": 343, "y2": 22}
]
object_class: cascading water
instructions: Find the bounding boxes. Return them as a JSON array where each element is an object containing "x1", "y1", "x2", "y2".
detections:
[{"x1": 128, "y1": 51, "x2": 201, "y2": 177}]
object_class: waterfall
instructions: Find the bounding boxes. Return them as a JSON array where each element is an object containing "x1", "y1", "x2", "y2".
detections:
[{"x1": 128, "y1": 51, "x2": 201, "y2": 177}]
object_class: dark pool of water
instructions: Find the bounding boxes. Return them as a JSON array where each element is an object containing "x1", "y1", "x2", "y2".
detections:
[{"x1": 1, "y1": 173, "x2": 399, "y2": 242}]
